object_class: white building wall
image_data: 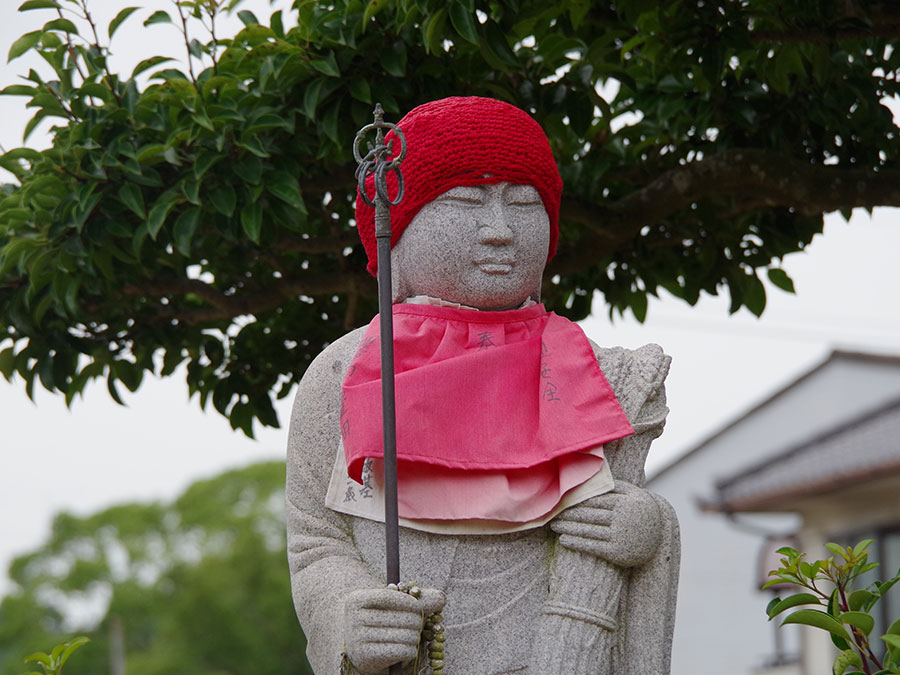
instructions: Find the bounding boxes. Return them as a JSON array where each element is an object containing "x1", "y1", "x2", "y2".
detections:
[{"x1": 647, "y1": 355, "x2": 900, "y2": 675}]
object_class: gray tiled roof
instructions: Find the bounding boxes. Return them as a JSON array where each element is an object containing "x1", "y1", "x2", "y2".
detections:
[{"x1": 713, "y1": 396, "x2": 900, "y2": 511}]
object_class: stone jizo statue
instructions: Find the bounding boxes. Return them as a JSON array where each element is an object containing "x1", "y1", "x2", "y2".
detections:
[{"x1": 286, "y1": 97, "x2": 679, "y2": 674}]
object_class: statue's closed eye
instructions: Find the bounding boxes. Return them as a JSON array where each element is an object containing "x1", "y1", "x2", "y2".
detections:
[
  {"x1": 436, "y1": 186, "x2": 485, "y2": 205},
  {"x1": 438, "y1": 194, "x2": 484, "y2": 205}
]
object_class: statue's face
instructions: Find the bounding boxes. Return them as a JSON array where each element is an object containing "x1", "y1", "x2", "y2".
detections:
[{"x1": 391, "y1": 182, "x2": 550, "y2": 310}]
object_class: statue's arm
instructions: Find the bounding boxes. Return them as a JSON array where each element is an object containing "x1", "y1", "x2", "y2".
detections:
[
  {"x1": 549, "y1": 343, "x2": 672, "y2": 565},
  {"x1": 599, "y1": 344, "x2": 680, "y2": 675},
  {"x1": 534, "y1": 344, "x2": 678, "y2": 674},
  {"x1": 285, "y1": 330, "x2": 382, "y2": 673}
]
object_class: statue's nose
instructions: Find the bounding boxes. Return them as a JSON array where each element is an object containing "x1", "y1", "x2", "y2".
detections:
[{"x1": 478, "y1": 209, "x2": 513, "y2": 245}]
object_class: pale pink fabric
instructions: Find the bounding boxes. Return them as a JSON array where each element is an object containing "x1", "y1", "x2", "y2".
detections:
[{"x1": 341, "y1": 303, "x2": 633, "y2": 522}]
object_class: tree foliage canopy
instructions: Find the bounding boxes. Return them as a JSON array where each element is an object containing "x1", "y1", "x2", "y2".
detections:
[
  {"x1": 0, "y1": 461, "x2": 313, "y2": 675},
  {"x1": 1, "y1": 0, "x2": 898, "y2": 433}
]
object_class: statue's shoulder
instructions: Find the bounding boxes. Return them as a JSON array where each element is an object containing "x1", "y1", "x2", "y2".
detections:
[
  {"x1": 590, "y1": 342, "x2": 670, "y2": 386},
  {"x1": 588, "y1": 341, "x2": 671, "y2": 419},
  {"x1": 296, "y1": 326, "x2": 367, "y2": 398}
]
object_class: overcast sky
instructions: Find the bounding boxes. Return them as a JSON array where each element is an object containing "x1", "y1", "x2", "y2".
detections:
[{"x1": 2, "y1": 1, "x2": 899, "y2": 598}]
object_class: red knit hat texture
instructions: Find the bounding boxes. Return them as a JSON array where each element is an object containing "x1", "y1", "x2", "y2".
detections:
[{"x1": 355, "y1": 96, "x2": 563, "y2": 276}]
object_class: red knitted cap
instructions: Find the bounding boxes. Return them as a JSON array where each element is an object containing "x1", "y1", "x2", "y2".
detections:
[{"x1": 355, "y1": 96, "x2": 563, "y2": 275}]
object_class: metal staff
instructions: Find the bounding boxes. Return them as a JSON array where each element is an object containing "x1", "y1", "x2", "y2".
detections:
[{"x1": 353, "y1": 104, "x2": 407, "y2": 592}]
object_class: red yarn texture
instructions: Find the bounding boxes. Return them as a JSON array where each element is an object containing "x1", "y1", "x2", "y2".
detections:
[{"x1": 355, "y1": 96, "x2": 563, "y2": 276}]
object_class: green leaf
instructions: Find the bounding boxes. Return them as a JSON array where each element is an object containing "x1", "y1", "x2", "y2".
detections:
[
  {"x1": 18, "y1": 0, "x2": 60, "y2": 10},
  {"x1": 320, "y1": 98, "x2": 342, "y2": 144},
  {"x1": 886, "y1": 616, "x2": 900, "y2": 636},
  {"x1": 136, "y1": 144, "x2": 166, "y2": 163},
  {"x1": 108, "y1": 7, "x2": 139, "y2": 38},
  {"x1": 181, "y1": 178, "x2": 201, "y2": 205},
  {"x1": 856, "y1": 562, "x2": 879, "y2": 575},
  {"x1": 882, "y1": 633, "x2": 900, "y2": 668},
  {"x1": 310, "y1": 51, "x2": 340, "y2": 77},
  {"x1": 303, "y1": 79, "x2": 325, "y2": 120},
  {"x1": 631, "y1": 291, "x2": 647, "y2": 322},
  {"x1": 831, "y1": 632, "x2": 852, "y2": 652},
  {"x1": 362, "y1": 0, "x2": 386, "y2": 26},
  {"x1": 173, "y1": 207, "x2": 201, "y2": 256},
  {"x1": 840, "y1": 611, "x2": 874, "y2": 635},
  {"x1": 852, "y1": 539, "x2": 874, "y2": 558},
  {"x1": 1, "y1": 147, "x2": 41, "y2": 163},
  {"x1": 78, "y1": 82, "x2": 115, "y2": 103},
  {"x1": 240, "y1": 202, "x2": 263, "y2": 243},
  {"x1": 767, "y1": 268, "x2": 795, "y2": 293},
  {"x1": 118, "y1": 183, "x2": 146, "y2": 218},
  {"x1": 270, "y1": 9, "x2": 284, "y2": 37},
  {"x1": 188, "y1": 38, "x2": 205, "y2": 60},
  {"x1": 124, "y1": 78, "x2": 139, "y2": 113},
  {"x1": 481, "y1": 19, "x2": 518, "y2": 70},
  {"x1": 209, "y1": 185, "x2": 237, "y2": 216},
  {"x1": 107, "y1": 373, "x2": 125, "y2": 405},
  {"x1": 234, "y1": 155, "x2": 262, "y2": 185},
  {"x1": 449, "y1": 2, "x2": 479, "y2": 44},
  {"x1": 238, "y1": 135, "x2": 270, "y2": 158},
  {"x1": 767, "y1": 593, "x2": 819, "y2": 619},
  {"x1": 267, "y1": 172, "x2": 305, "y2": 210},
  {"x1": 23, "y1": 651, "x2": 51, "y2": 667},
  {"x1": 380, "y1": 42, "x2": 406, "y2": 77},
  {"x1": 0, "y1": 84, "x2": 37, "y2": 96},
  {"x1": 744, "y1": 272, "x2": 766, "y2": 316},
  {"x1": 833, "y1": 648, "x2": 862, "y2": 675},
  {"x1": 848, "y1": 589, "x2": 875, "y2": 612},
  {"x1": 51, "y1": 642, "x2": 65, "y2": 662},
  {"x1": 423, "y1": 8, "x2": 447, "y2": 56},
  {"x1": 192, "y1": 112, "x2": 215, "y2": 132},
  {"x1": 349, "y1": 78, "x2": 371, "y2": 104},
  {"x1": 143, "y1": 10, "x2": 172, "y2": 26},
  {"x1": 193, "y1": 151, "x2": 220, "y2": 180},
  {"x1": 0, "y1": 348, "x2": 15, "y2": 381},
  {"x1": 57, "y1": 637, "x2": 90, "y2": 668},
  {"x1": 782, "y1": 609, "x2": 850, "y2": 640},
  {"x1": 8, "y1": 30, "x2": 43, "y2": 62},
  {"x1": 147, "y1": 195, "x2": 178, "y2": 239},
  {"x1": 132, "y1": 56, "x2": 174, "y2": 78},
  {"x1": 237, "y1": 9, "x2": 259, "y2": 26},
  {"x1": 42, "y1": 18, "x2": 78, "y2": 34},
  {"x1": 826, "y1": 542, "x2": 847, "y2": 558}
]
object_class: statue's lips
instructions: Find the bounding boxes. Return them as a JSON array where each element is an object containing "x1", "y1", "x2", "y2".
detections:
[{"x1": 474, "y1": 259, "x2": 515, "y2": 274}]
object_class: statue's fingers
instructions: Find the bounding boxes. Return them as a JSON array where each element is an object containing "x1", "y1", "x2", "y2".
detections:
[
  {"x1": 551, "y1": 520, "x2": 611, "y2": 541},
  {"x1": 357, "y1": 588, "x2": 420, "y2": 612},
  {"x1": 418, "y1": 587, "x2": 446, "y2": 616},
  {"x1": 356, "y1": 637, "x2": 420, "y2": 671},
  {"x1": 359, "y1": 609, "x2": 425, "y2": 631},
  {"x1": 556, "y1": 533, "x2": 610, "y2": 557},
  {"x1": 556, "y1": 505, "x2": 614, "y2": 524},
  {"x1": 358, "y1": 625, "x2": 423, "y2": 648}
]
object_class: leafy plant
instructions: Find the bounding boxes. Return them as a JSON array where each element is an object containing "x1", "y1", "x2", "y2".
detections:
[
  {"x1": 765, "y1": 540, "x2": 900, "y2": 675},
  {"x1": 1, "y1": 0, "x2": 899, "y2": 434},
  {"x1": 23, "y1": 637, "x2": 89, "y2": 675},
  {"x1": 0, "y1": 462, "x2": 312, "y2": 675}
]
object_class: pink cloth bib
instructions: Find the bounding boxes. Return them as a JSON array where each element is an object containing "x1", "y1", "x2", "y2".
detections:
[{"x1": 341, "y1": 303, "x2": 634, "y2": 522}]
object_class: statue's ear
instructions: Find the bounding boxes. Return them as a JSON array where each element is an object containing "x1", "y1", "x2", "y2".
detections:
[
  {"x1": 390, "y1": 248, "x2": 409, "y2": 303},
  {"x1": 530, "y1": 279, "x2": 542, "y2": 305}
]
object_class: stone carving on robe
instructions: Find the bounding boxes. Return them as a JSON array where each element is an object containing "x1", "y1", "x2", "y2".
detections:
[{"x1": 285, "y1": 97, "x2": 680, "y2": 674}]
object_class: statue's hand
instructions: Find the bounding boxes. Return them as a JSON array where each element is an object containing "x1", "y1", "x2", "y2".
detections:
[
  {"x1": 343, "y1": 586, "x2": 445, "y2": 674},
  {"x1": 550, "y1": 481, "x2": 663, "y2": 567}
]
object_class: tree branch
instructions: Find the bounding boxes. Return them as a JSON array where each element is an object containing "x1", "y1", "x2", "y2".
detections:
[
  {"x1": 123, "y1": 269, "x2": 374, "y2": 325},
  {"x1": 551, "y1": 148, "x2": 900, "y2": 275},
  {"x1": 750, "y1": 24, "x2": 900, "y2": 42},
  {"x1": 276, "y1": 230, "x2": 360, "y2": 254}
]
